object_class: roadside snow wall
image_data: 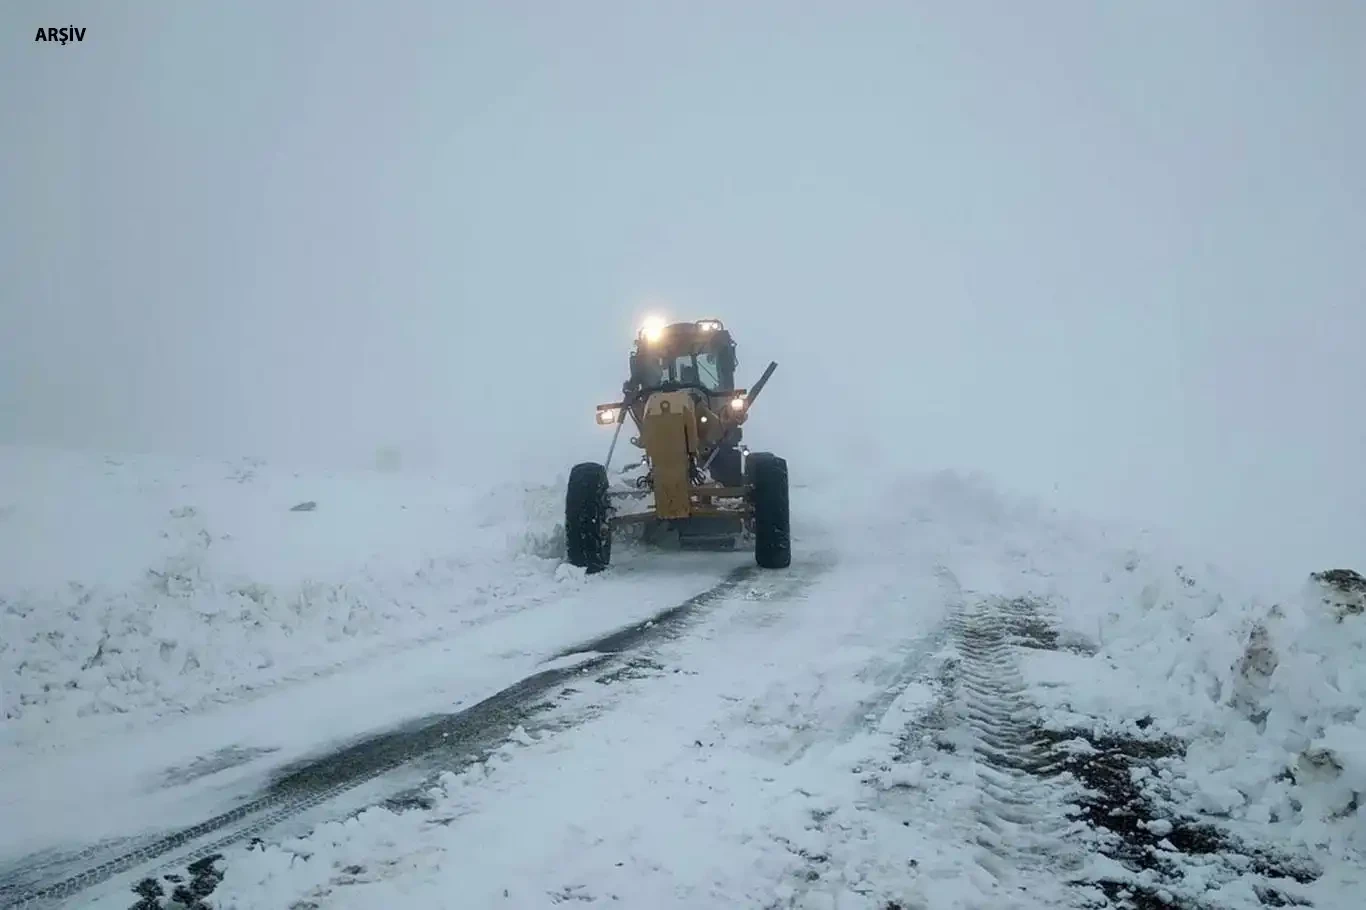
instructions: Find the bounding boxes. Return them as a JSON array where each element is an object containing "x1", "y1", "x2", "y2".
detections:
[{"x1": 0, "y1": 445, "x2": 564, "y2": 750}]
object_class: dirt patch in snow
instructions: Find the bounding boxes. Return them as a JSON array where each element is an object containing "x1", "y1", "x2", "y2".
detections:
[
  {"x1": 1309, "y1": 568, "x2": 1366, "y2": 621},
  {"x1": 1036, "y1": 724, "x2": 1322, "y2": 909},
  {"x1": 129, "y1": 854, "x2": 224, "y2": 910}
]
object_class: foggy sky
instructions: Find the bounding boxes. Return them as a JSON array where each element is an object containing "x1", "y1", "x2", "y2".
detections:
[{"x1": 3, "y1": 1, "x2": 1363, "y2": 581}]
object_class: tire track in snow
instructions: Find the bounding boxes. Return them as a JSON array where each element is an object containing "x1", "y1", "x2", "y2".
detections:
[
  {"x1": 946, "y1": 598, "x2": 1326, "y2": 909},
  {"x1": 772, "y1": 621, "x2": 954, "y2": 769},
  {"x1": 2, "y1": 562, "x2": 789, "y2": 909},
  {"x1": 740, "y1": 558, "x2": 956, "y2": 768},
  {"x1": 764, "y1": 583, "x2": 1086, "y2": 909},
  {"x1": 945, "y1": 596, "x2": 1087, "y2": 889}
]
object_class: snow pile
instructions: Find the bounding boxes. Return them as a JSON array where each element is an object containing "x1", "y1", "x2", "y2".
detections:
[
  {"x1": 1215, "y1": 569, "x2": 1366, "y2": 852},
  {"x1": 1013, "y1": 513, "x2": 1366, "y2": 863},
  {"x1": 1039, "y1": 540, "x2": 1272, "y2": 735},
  {"x1": 0, "y1": 445, "x2": 566, "y2": 750}
]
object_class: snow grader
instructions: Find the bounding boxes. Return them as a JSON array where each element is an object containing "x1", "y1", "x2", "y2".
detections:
[{"x1": 565, "y1": 316, "x2": 790, "y2": 573}]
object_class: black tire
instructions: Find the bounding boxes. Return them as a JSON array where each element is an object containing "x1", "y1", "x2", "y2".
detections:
[
  {"x1": 749, "y1": 453, "x2": 790, "y2": 569},
  {"x1": 710, "y1": 446, "x2": 744, "y2": 487},
  {"x1": 744, "y1": 450, "x2": 774, "y2": 486},
  {"x1": 566, "y1": 462, "x2": 611, "y2": 573}
]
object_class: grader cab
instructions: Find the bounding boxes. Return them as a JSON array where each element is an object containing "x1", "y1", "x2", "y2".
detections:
[{"x1": 565, "y1": 317, "x2": 790, "y2": 573}]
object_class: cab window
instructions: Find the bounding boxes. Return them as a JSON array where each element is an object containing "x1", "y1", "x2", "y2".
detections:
[{"x1": 669, "y1": 351, "x2": 722, "y2": 390}]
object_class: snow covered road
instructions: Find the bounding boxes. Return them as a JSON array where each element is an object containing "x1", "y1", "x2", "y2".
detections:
[
  {"x1": 3, "y1": 450, "x2": 1363, "y2": 909},
  {"x1": 1, "y1": 553, "x2": 768, "y2": 903}
]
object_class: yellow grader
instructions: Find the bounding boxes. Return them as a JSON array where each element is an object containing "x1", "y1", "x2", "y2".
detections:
[{"x1": 565, "y1": 317, "x2": 789, "y2": 573}]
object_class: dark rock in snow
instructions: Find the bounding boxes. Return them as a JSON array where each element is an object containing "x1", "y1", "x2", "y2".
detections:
[{"x1": 1310, "y1": 568, "x2": 1366, "y2": 620}]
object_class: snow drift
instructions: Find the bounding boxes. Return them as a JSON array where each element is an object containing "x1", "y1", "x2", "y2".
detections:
[
  {"x1": 0, "y1": 445, "x2": 568, "y2": 751},
  {"x1": 1221, "y1": 569, "x2": 1366, "y2": 854},
  {"x1": 1010, "y1": 508, "x2": 1366, "y2": 866}
]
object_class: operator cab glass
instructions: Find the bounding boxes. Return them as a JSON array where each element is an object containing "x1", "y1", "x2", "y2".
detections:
[
  {"x1": 675, "y1": 351, "x2": 722, "y2": 390},
  {"x1": 629, "y1": 323, "x2": 736, "y2": 394},
  {"x1": 633, "y1": 350, "x2": 725, "y2": 392}
]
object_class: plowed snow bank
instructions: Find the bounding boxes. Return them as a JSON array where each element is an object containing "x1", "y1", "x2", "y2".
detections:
[
  {"x1": 0, "y1": 446, "x2": 566, "y2": 750},
  {"x1": 1015, "y1": 512, "x2": 1366, "y2": 871}
]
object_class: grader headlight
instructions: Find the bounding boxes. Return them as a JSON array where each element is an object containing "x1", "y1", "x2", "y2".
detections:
[
  {"x1": 639, "y1": 315, "x2": 667, "y2": 344},
  {"x1": 596, "y1": 406, "x2": 621, "y2": 426}
]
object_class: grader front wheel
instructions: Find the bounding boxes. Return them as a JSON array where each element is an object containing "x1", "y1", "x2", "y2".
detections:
[
  {"x1": 566, "y1": 462, "x2": 612, "y2": 573},
  {"x1": 748, "y1": 453, "x2": 790, "y2": 569}
]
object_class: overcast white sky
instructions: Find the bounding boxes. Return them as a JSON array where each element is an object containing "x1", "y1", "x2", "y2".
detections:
[{"x1": 3, "y1": 1, "x2": 1363, "y2": 579}]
